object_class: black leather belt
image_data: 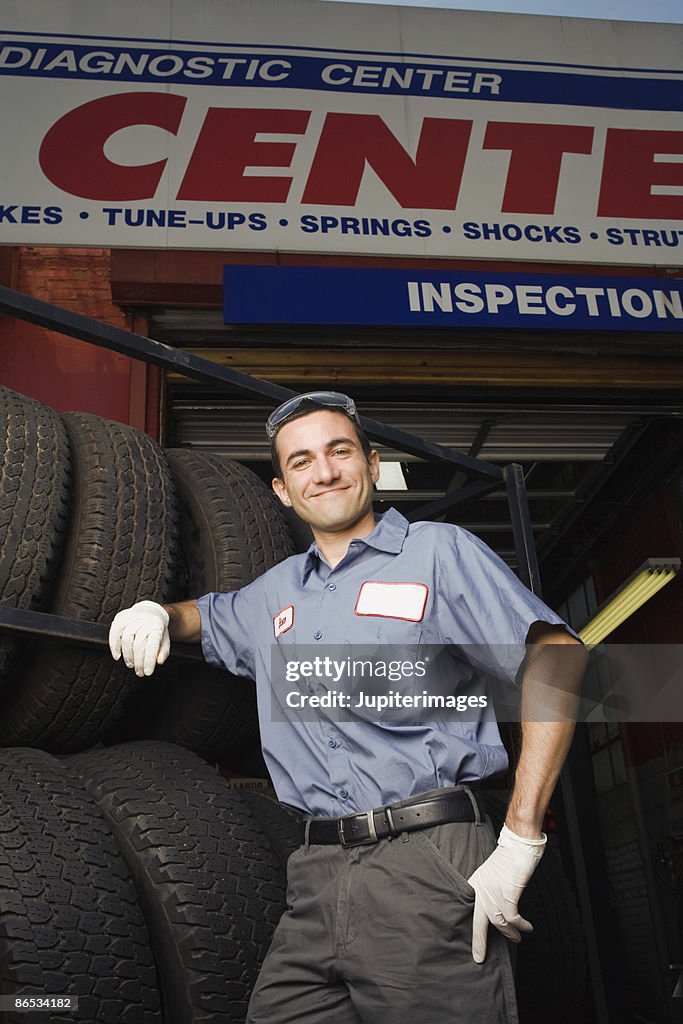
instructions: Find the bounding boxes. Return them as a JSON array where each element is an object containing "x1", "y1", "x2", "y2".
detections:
[{"x1": 305, "y1": 788, "x2": 478, "y2": 848}]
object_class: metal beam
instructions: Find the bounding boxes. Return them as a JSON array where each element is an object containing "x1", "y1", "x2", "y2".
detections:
[
  {"x1": 408, "y1": 477, "x2": 501, "y2": 522},
  {"x1": 0, "y1": 606, "x2": 204, "y2": 662}
]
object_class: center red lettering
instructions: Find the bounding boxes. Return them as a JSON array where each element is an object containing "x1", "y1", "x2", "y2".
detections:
[{"x1": 38, "y1": 94, "x2": 677, "y2": 221}]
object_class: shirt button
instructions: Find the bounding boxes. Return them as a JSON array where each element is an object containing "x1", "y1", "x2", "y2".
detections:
[
  {"x1": 328, "y1": 583, "x2": 337, "y2": 592},
  {"x1": 307, "y1": 684, "x2": 314, "y2": 694},
  {"x1": 328, "y1": 739, "x2": 337, "y2": 748},
  {"x1": 339, "y1": 789, "x2": 349, "y2": 799},
  {"x1": 313, "y1": 630, "x2": 323, "y2": 640}
]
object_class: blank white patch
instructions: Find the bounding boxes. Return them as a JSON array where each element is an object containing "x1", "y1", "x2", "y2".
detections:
[{"x1": 354, "y1": 581, "x2": 428, "y2": 621}]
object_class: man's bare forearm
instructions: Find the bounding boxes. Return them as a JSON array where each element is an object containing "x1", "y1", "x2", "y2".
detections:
[
  {"x1": 162, "y1": 600, "x2": 202, "y2": 643},
  {"x1": 506, "y1": 629, "x2": 587, "y2": 839}
]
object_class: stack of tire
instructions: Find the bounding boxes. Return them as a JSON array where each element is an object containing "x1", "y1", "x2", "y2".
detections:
[
  {"x1": 0, "y1": 385, "x2": 303, "y2": 1021},
  {"x1": 0, "y1": 385, "x2": 587, "y2": 1023},
  {"x1": 0, "y1": 740, "x2": 304, "y2": 1023}
]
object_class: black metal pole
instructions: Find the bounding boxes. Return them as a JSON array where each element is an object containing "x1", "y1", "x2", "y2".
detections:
[
  {"x1": 503, "y1": 463, "x2": 541, "y2": 595},
  {"x1": 0, "y1": 606, "x2": 204, "y2": 662}
]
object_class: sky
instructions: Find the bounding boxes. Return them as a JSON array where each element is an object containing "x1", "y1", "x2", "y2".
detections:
[{"x1": 317, "y1": 0, "x2": 683, "y2": 23}]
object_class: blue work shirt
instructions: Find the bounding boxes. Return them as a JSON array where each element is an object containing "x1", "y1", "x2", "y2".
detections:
[{"x1": 196, "y1": 508, "x2": 568, "y2": 817}]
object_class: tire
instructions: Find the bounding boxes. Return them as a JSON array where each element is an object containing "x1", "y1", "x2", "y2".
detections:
[
  {"x1": 237, "y1": 789, "x2": 303, "y2": 871},
  {"x1": 0, "y1": 387, "x2": 71, "y2": 687},
  {"x1": 119, "y1": 452, "x2": 297, "y2": 764},
  {"x1": 113, "y1": 670, "x2": 261, "y2": 770},
  {"x1": 0, "y1": 747, "x2": 161, "y2": 1024},
  {"x1": 0, "y1": 414, "x2": 178, "y2": 752},
  {"x1": 166, "y1": 451, "x2": 296, "y2": 597},
  {"x1": 69, "y1": 741, "x2": 287, "y2": 1024},
  {"x1": 484, "y1": 792, "x2": 588, "y2": 1024}
]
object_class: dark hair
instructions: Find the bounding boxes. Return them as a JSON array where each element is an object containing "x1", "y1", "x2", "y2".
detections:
[{"x1": 270, "y1": 400, "x2": 373, "y2": 478}]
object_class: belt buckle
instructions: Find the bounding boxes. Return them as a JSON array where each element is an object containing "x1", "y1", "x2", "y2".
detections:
[{"x1": 338, "y1": 810, "x2": 378, "y2": 847}]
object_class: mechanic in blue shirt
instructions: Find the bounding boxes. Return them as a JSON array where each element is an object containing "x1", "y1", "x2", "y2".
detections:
[{"x1": 110, "y1": 391, "x2": 585, "y2": 1024}]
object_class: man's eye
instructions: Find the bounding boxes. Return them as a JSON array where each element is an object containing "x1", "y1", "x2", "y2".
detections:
[
  {"x1": 332, "y1": 448, "x2": 350, "y2": 456},
  {"x1": 292, "y1": 459, "x2": 309, "y2": 469}
]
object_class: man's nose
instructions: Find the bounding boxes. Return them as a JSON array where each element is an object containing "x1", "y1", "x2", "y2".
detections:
[{"x1": 312, "y1": 455, "x2": 340, "y2": 483}]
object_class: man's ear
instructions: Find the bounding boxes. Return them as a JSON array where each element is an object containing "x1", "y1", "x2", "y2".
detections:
[
  {"x1": 369, "y1": 449, "x2": 380, "y2": 485},
  {"x1": 272, "y1": 476, "x2": 292, "y2": 507}
]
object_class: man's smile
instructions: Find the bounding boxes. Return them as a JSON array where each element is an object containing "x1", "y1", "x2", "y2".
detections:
[{"x1": 310, "y1": 486, "x2": 350, "y2": 498}]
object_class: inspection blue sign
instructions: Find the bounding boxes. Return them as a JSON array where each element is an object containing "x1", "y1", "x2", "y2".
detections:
[{"x1": 223, "y1": 266, "x2": 683, "y2": 332}]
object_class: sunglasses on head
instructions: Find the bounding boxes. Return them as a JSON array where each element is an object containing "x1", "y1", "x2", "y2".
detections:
[{"x1": 266, "y1": 391, "x2": 360, "y2": 439}]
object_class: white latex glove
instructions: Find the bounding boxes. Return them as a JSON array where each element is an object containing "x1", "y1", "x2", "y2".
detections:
[
  {"x1": 467, "y1": 823, "x2": 546, "y2": 963},
  {"x1": 109, "y1": 601, "x2": 171, "y2": 678}
]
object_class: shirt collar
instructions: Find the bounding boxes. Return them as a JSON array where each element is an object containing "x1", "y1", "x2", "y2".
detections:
[{"x1": 301, "y1": 507, "x2": 409, "y2": 584}]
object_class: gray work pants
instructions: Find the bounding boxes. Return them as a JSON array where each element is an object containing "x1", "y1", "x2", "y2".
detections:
[{"x1": 247, "y1": 797, "x2": 519, "y2": 1023}]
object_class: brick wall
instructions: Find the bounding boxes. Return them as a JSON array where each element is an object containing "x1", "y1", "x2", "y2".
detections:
[{"x1": 0, "y1": 246, "x2": 149, "y2": 428}]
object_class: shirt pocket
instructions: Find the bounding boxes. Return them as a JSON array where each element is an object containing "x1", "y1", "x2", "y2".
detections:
[{"x1": 344, "y1": 614, "x2": 424, "y2": 657}]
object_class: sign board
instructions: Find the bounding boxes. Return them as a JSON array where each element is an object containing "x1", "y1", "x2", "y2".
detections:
[
  {"x1": 0, "y1": 0, "x2": 681, "y2": 263},
  {"x1": 223, "y1": 266, "x2": 683, "y2": 331}
]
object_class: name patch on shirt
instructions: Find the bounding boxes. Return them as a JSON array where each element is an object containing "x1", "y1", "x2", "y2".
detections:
[
  {"x1": 354, "y1": 582, "x2": 428, "y2": 622},
  {"x1": 273, "y1": 605, "x2": 294, "y2": 638}
]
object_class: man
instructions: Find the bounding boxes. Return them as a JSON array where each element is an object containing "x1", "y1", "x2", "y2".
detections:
[{"x1": 110, "y1": 391, "x2": 585, "y2": 1024}]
